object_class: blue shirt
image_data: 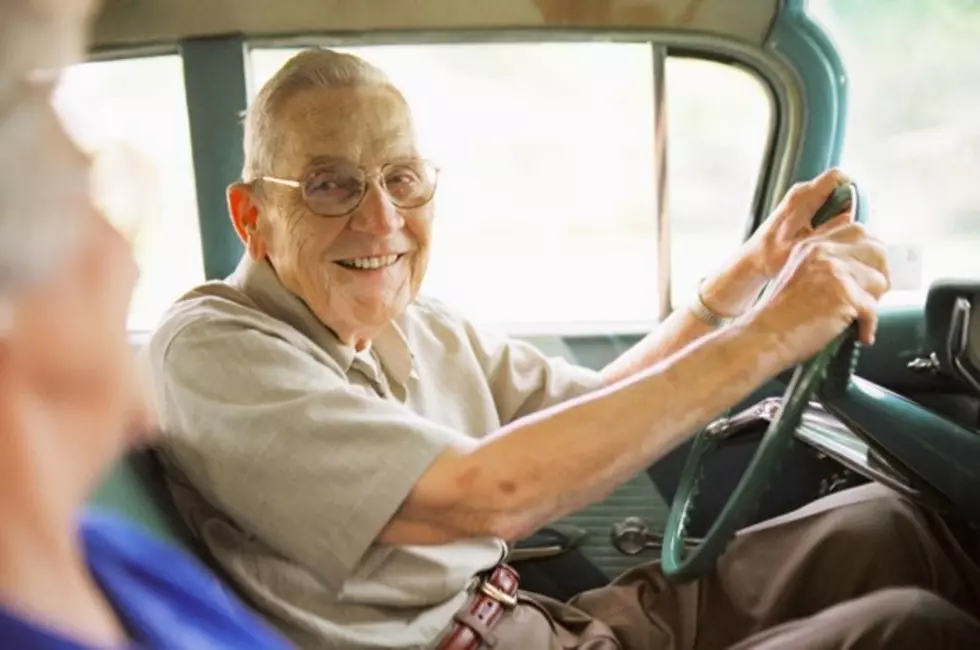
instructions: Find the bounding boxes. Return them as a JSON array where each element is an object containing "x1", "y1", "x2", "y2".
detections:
[{"x1": 0, "y1": 509, "x2": 291, "y2": 649}]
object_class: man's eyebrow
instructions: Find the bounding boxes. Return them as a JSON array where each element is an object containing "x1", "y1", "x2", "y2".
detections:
[
  {"x1": 304, "y1": 150, "x2": 422, "y2": 170},
  {"x1": 305, "y1": 155, "x2": 352, "y2": 168}
]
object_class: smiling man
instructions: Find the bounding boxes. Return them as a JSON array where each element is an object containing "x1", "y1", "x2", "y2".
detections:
[{"x1": 147, "y1": 49, "x2": 980, "y2": 649}]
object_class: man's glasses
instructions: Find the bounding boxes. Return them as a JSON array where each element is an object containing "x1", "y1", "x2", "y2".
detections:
[{"x1": 261, "y1": 158, "x2": 439, "y2": 217}]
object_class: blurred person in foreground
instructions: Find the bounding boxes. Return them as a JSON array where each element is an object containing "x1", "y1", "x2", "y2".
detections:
[{"x1": 0, "y1": 1, "x2": 290, "y2": 647}]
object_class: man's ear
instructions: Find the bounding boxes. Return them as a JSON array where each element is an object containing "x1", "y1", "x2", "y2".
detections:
[{"x1": 227, "y1": 183, "x2": 267, "y2": 260}]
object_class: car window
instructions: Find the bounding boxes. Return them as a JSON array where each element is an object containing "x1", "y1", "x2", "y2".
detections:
[
  {"x1": 250, "y1": 43, "x2": 771, "y2": 334},
  {"x1": 810, "y1": 0, "x2": 980, "y2": 304},
  {"x1": 667, "y1": 57, "x2": 770, "y2": 306},
  {"x1": 54, "y1": 55, "x2": 204, "y2": 332}
]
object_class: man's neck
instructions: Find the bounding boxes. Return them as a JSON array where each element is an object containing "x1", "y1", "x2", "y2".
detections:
[{"x1": 0, "y1": 382, "x2": 126, "y2": 646}]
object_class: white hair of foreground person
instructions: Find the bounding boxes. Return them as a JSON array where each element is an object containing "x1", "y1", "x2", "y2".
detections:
[{"x1": 0, "y1": 0, "x2": 98, "y2": 292}]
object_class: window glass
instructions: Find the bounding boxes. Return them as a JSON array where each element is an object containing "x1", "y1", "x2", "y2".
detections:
[
  {"x1": 667, "y1": 57, "x2": 771, "y2": 305},
  {"x1": 54, "y1": 55, "x2": 204, "y2": 331},
  {"x1": 251, "y1": 44, "x2": 771, "y2": 332},
  {"x1": 809, "y1": 0, "x2": 980, "y2": 304}
]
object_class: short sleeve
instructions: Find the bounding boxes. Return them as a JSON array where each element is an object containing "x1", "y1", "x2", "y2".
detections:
[
  {"x1": 438, "y1": 304, "x2": 603, "y2": 425},
  {"x1": 149, "y1": 316, "x2": 464, "y2": 589}
]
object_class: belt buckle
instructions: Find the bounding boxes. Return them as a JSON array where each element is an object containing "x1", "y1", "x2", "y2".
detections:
[{"x1": 478, "y1": 577, "x2": 517, "y2": 609}]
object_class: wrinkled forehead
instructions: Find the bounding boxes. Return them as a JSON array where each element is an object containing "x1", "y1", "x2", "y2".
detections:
[{"x1": 273, "y1": 85, "x2": 418, "y2": 176}]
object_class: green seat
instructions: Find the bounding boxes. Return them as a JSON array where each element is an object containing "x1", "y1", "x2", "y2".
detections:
[
  {"x1": 89, "y1": 449, "x2": 263, "y2": 607},
  {"x1": 88, "y1": 448, "x2": 192, "y2": 550}
]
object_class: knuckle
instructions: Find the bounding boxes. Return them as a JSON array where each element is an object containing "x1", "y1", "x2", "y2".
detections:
[
  {"x1": 848, "y1": 221, "x2": 870, "y2": 239},
  {"x1": 848, "y1": 222, "x2": 868, "y2": 238},
  {"x1": 871, "y1": 239, "x2": 890, "y2": 269},
  {"x1": 791, "y1": 237, "x2": 814, "y2": 258},
  {"x1": 783, "y1": 195, "x2": 803, "y2": 214},
  {"x1": 824, "y1": 262, "x2": 855, "y2": 292},
  {"x1": 828, "y1": 264, "x2": 851, "y2": 290},
  {"x1": 784, "y1": 183, "x2": 809, "y2": 206},
  {"x1": 840, "y1": 301, "x2": 859, "y2": 322},
  {"x1": 876, "y1": 271, "x2": 891, "y2": 296},
  {"x1": 788, "y1": 180, "x2": 808, "y2": 196},
  {"x1": 804, "y1": 242, "x2": 834, "y2": 269},
  {"x1": 875, "y1": 236, "x2": 889, "y2": 255},
  {"x1": 866, "y1": 273, "x2": 888, "y2": 300}
]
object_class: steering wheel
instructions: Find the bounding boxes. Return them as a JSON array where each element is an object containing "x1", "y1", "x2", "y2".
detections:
[{"x1": 660, "y1": 182, "x2": 862, "y2": 583}]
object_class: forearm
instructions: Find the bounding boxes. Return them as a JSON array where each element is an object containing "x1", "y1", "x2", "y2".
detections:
[
  {"x1": 399, "y1": 318, "x2": 786, "y2": 541},
  {"x1": 601, "y1": 252, "x2": 769, "y2": 385},
  {"x1": 377, "y1": 517, "x2": 461, "y2": 545}
]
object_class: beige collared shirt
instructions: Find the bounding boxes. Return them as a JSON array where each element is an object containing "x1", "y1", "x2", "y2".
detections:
[{"x1": 145, "y1": 256, "x2": 602, "y2": 649}]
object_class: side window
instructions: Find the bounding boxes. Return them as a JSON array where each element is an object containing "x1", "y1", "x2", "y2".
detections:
[
  {"x1": 810, "y1": 1, "x2": 980, "y2": 304},
  {"x1": 250, "y1": 44, "x2": 771, "y2": 333},
  {"x1": 54, "y1": 55, "x2": 204, "y2": 331},
  {"x1": 667, "y1": 57, "x2": 771, "y2": 305}
]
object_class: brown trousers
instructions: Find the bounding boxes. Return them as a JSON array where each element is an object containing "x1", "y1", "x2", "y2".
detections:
[{"x1": 489, "y1": 485, "x2": 980, "y2": 649}]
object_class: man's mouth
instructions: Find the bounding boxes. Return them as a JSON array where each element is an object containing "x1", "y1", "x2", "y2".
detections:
[{"x1": 336, "y1": 253, "x2": 404, "y2": 270}]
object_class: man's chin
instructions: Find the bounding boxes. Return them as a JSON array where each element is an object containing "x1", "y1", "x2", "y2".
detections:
[{"x1": 316, "y1": 292, "x2": 409, "y2": 343}]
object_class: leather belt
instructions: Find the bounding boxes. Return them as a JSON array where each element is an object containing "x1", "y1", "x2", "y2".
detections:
[{"x1": 436, "y1": 564, "x2": 520, "y2": 650}]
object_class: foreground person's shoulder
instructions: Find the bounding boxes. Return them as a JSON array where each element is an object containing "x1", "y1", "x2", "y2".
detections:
[{"x1": 79, "y1": 508, "x2": 291, "y2": 649}]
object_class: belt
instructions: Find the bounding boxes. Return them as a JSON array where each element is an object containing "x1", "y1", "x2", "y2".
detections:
[{"x1": 436, "y1": 564, "x2": 520, "y2": 650}]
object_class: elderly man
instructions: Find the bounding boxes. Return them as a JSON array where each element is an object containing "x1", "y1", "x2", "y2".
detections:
[{"x1": 148, "y1": 49, "x2": 980, "y2": 649}]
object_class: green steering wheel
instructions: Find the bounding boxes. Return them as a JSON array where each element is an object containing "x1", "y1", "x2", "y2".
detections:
[{"x1": 661, "y1": 182, "x2": 862, "y2": 583}]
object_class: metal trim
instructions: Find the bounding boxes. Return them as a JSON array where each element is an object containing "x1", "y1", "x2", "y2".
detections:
[{"x1": 652, "y1": 44, "x2": 671, "y2": 319}]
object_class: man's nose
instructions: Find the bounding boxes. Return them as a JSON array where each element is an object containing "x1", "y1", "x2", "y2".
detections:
[{"x1": 348, "y1": 181, "x2": 404, "y2": 235}]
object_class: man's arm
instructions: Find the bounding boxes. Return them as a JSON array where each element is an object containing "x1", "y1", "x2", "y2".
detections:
[
  {"x1": 600, "y1": 253, "x2": 767, "y2": 386},
  {"x1": 381, "y1": 221, "x2": 889, "y2": 544},
  {"x1": 601, "y1": 170, "x2": 856, "y2": 386},
  {"x1": 380, "y1": 317, "x2": 779, "y2": 543}
]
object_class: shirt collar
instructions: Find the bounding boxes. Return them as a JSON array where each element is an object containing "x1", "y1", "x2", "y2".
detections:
[{"x1": 227, "y1": 256, "x2": 416, "y2": 385}]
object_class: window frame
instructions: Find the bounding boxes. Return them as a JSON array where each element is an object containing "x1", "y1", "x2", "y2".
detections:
[{"x1": 89, "y1": 30, "x2": 797, "y2": 336}]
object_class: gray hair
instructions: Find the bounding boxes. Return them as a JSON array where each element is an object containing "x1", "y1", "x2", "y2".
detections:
[
  {"x1": 0, "y1": 0, "x2": 96, "y2": 290},
  {"x1": 242, "y1": 48, "x2": 397, "y2": 182},
  {"x1": 0, "y1": 0, "x2": 92, "y2": 93}
]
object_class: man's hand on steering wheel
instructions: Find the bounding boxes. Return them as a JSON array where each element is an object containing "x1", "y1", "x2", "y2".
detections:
[
  {"x1": 662, "y1": 175, "x2": 896, "y2": 583},
  {"x1": 742, "y1": 169, "x2": 857, "y2": 279},
  {"x1": 743, "y1": 220, "x2": 892, "y2": 366}
]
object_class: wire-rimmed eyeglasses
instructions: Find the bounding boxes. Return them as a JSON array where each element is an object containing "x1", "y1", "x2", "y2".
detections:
[{"x1": 261, "y1": 158, "x2": 439, "y2": 217}]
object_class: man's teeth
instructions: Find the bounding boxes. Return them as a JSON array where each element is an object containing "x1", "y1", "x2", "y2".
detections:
[{"x1": 338, "y1": 254, "x2": 400, "y2": 270}]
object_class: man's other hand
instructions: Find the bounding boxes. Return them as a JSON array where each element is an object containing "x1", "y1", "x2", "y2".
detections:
[
  {"x1": 742, "y1": 168, "x2": 855, "y2": 279},
  {"x1": 744, "y1": 221, "x2": 892, "y2": 368}
]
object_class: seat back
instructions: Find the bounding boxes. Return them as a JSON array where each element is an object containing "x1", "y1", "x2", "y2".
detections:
[
  {"x1": 88, "y1": 448, "x2": 193, "y2": 550},
  {"x1": 89, "y1": 448, "x2": 268, "y2": 612}
]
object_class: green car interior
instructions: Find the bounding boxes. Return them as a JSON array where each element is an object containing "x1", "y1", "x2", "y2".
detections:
[{"x1": 79, "y1": 0, "x2": 980, "y2": 599}]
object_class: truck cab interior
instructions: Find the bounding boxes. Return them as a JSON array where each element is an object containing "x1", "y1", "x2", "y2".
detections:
[{"x1": 73, "y1": 0, "x2": 980, "y2": 601}]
